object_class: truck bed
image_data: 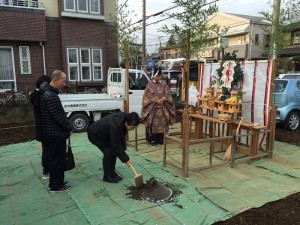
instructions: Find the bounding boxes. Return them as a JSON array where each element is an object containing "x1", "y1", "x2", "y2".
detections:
[{"x1": 59, "y1": 93, "x2": 124, "y2": 113}]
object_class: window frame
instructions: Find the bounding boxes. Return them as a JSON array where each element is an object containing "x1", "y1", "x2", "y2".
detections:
[
  {"x1": 67, "y1": 48, "x2": 79, "y2": 81},
  {"x1": 90, "y1": 0, "x2": 100, "y2": 14},
  {"x1": 63, "y1": 0, "x2": 100, "y2": 14},
  {"x1": 0, "y1": 46, "x2": 17, "y2": 92},
  {"x1": 64, "y1": 0, "x2": 76, "y2": 12},
  {"x1": 77, "y1": 0, "x2": 88, "y2": 13},
  {"x1": 254, "y1": 34, "x2": 259, "y2": 46},
  {"x1": 292, "y1": 31, "x2": 300, "y2": 45},
  {"x1": 19, "y1": 46, "x2": 31, "y2": 75},
  {"x1": 92, "y1": 49, "x2": 103, "y2": 81},
  {"x1": 67, "y1": 47, "x2": 103, "y2": 82},
  {"x1": 79, "y1": 48, "x2": 91, "y2": 81}
]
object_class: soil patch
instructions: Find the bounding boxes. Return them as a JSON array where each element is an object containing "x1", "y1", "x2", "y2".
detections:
[{"x1": 126, "y1": 178, "x2": 180, "y2": 204}]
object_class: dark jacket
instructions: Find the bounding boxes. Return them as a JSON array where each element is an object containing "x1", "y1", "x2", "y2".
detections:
[
  {"x1": 39, "y1": 82, "x2": 72, "y2": 141},
  {"x1": 29, "y1": 88, "x2": 43, "y2": 141},
  {"x1": 88, "y1": 112, "x2": 129, "y2": 163}
]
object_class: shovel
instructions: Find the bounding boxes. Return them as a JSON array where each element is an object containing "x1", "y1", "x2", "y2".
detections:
[
  {"x1": 223, "y1": 117, "x2": 243, "y2": 161},
  {"x1": 128, "y1": 163, "x2": 144, "y2": 188}
]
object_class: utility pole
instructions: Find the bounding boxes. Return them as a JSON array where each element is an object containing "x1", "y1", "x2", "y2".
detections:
[{"x1": 142, "y1": 0, "x2": 146, "y2": 65}]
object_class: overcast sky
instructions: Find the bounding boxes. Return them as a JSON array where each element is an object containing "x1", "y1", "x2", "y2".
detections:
[{"x1": 119, "y1": 0, "x2": 273, "y2": 54}]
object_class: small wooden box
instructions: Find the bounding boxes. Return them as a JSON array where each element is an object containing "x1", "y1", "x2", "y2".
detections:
[
  {"x1": 227, "y1": 103, "x2": 241, "y2": 113},
  {"x1": 218, "y1": 113, "x2": 232, "y2": 121},
  {"x1": 208, "y1": 98, "x2": 215, "y2": 108},
  {"x1": 215, "y1": 100, "x2": 227, "y2": 111},
  {"x1": 205, "y1": 89, "x2": 214, "y2": 98},
  {"x1": 200, "y1": 98, "x2": 208, "y2": 107},
  {"x1": 216, "y1": 90, "x2": 223, "y2": 98}
]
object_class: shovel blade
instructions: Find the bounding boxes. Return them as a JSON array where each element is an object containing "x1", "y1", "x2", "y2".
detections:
[
  {"x1": 223, "y1": 144, "x2": 232, "y2": 161},
  {"x1": 135, "y1": 174, "x2": 144, "y2": 188}
]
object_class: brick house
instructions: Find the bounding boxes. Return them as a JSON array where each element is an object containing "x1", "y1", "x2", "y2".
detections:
[{"x1": 0, "y1": 0, "x2": 118, "y2": 93}]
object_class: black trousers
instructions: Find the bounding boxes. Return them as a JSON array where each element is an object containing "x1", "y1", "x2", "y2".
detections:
[
  {"x1": 45, "y1": 140, "x2": 66, "y2": 190},
  {"x1": 88, "y1": 132, "x2": 117, "y2": 178},
  {"x1": 41, "y1": 141, "x2": 49, "y2": 175},
  {"x1": 99, "y1": 146, "x2": 117, "y2": 178},
  {"x1": 146, "y1": 127, "x2": 164, "y2": 144}
]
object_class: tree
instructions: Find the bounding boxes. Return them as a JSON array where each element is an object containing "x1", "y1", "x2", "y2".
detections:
[
  {"x1": 159, "y1": 0, "x2": 224, "y2": 178},
  {"x1": 166, "y1": 34, "x2": 177, "y2": 47},
  {"x1": 110, "y1": 1, "x2": 140, "y2": 112},
  {"x1": 260, "y1": 0, "x2": 300, "y2": 60},
  {"x1": 160, "y1": 0, "x2": 223, "y2": 59},
  {"x1": 111, "y1": 1, "x2": 139, "y2": 67}
]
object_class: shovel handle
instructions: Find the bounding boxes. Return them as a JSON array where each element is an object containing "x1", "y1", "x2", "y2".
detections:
[
  {"x1": 128, "y1": 163, "x2": 139, "y2": 177},
  {"x1": 235, "y1": 117, "x2": 243, "y2": 135}
]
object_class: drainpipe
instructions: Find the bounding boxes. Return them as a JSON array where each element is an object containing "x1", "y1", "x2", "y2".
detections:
[{"x1": 40, "y1": 42, "x2": 46, "y2": 75}]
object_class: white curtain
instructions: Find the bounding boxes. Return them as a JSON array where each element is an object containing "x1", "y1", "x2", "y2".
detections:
[{"x1": 0, "y1": 48, "x2": 15, "y2": 91}]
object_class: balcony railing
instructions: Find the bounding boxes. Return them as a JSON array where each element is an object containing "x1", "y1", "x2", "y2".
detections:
[{"x1": 0, "y1": 0, "x2": 44, "y2": 9}]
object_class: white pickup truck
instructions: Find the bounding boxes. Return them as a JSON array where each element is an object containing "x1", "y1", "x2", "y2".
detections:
[{"x1": 59, "y1": 68, "x2": 149, "y2": 132}]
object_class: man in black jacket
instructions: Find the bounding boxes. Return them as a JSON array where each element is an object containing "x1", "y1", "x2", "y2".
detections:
[
  {"x1": 29, "y1": 75, "x2": 51, "y2": 179},
  {"x1": 40, "y1": 70, "x2": 73, "y2": 192},
  {"x1": 87, "y1": 112, "x2": 140, "y2": 183}
]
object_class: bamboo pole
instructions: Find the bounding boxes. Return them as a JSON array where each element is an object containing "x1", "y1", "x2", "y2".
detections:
[
  {"x1": 182, "y1": 30, "x2": 191, "y2": 178},
  {"x1": 266, "y1": 60, "x2": 276, "y2": 154}
]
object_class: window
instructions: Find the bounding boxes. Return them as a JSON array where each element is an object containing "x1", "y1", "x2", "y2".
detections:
[
  {"x1": 274, "y1": 80, "x2": 287, "y2": 92},
  {"x1": 264, "y1": 34, "x2": 270, "y2": 47},
  {"x1": 129, "y1": 72, "x2": 148, "y2": 90},
  {"x1": 65, "y1": 0, "x2": 75, "y2": 11},
  {"x1": 92, "y1": 49, "x2": 102, "y2": 80},
  {"x1": 292, "y1": 31, "x2": 300, "y2": 44},
  {"x1": 254, "y1": 34, "x2": 259, "y2": 46},
  {"x1": 0, "y1": 47, "x2": 16, "y2": 92},
  {"x1": 67, "y1": 48, "x2": 103, "y2": 82},
  {"x1": 90, "y1": 0, "x2": 100, "y2": 13},
  {"x1": 77, "y1": 0, "x2": 88, "y2": 12},
  {"x1": 111, "y1": 72, "x2": 121, "y2": 83},
  {"x1": 19, "y1": 46, "x2": 31, "y2": 74},
  {"x1": 67, "y1": 48, "x2": 79, "y2": 81},
  {"x1": 64, "y1": 0, "x2": 100, "y2": 14}
]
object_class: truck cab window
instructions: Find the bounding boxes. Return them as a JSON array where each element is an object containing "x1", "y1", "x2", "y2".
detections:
[{"x1": 129, "y1": 73, "x2": 148, "y2": 90}]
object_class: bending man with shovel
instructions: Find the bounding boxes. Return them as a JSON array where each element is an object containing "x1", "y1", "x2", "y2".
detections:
[{"x1": 88, "y1": 112, "x2": 142, "y2": 185}]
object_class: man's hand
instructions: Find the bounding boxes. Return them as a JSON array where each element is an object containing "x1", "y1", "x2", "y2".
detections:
[
  {"x1": 126, "y1": 160, "x2": 132, "y2": 167},
  {"x1": 156, "y1": 99, "x2": 163, "y2": 105}
]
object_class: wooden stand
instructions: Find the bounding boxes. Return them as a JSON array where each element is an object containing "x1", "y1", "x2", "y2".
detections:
[{"x1": 228, "y1": 121, "x2": 267, "y2": 160}]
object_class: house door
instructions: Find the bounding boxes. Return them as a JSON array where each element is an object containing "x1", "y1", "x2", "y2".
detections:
[{"x1": 0, "y1": 47, "x2": 16, "y2": 93}]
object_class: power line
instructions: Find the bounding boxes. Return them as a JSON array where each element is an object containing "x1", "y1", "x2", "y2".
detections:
[
  {"x1": 130, "y1": 4, "x2": 180, "y2": 26},
  {"x1": 133, "y1": 0, "x2": 221, "y2": 30}
]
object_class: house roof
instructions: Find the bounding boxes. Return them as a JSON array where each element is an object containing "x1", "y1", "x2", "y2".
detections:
[
  {"x1": 209, "y1": 12, "x2": 271, "y2": 26},
  {"x1": 227, "y1": 13, "x2": 263, "y2": 22}
]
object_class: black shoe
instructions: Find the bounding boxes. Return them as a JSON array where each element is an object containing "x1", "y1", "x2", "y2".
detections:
[
  {"x1": 112, "y1": 173, "x2": 123, "y2": 181},
  {"x1": 49, "y1": 184, "x2": 72, "y2": 193},
  {"x1": 150, "y1": 141, "x2": 157, "y2": 146},
  {"x1": 48, "y1": 181, "x2": 69, "y2": 190},
  {"x1": 103, "y1": 176, "x2": 119, "y2": 183}
]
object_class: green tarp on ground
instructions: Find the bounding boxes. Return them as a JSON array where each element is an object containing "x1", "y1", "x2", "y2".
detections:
[{"x1": 1, "y1": 124, "x2": 300, "y2": 225}]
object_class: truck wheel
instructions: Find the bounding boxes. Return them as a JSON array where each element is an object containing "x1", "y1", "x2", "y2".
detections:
[
  {"x1": 70, "y1": 113, "x2": 89, "y2": 132},
  {"x1": 284, "y1": 111, "x2": 300, "y2": 131}
]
